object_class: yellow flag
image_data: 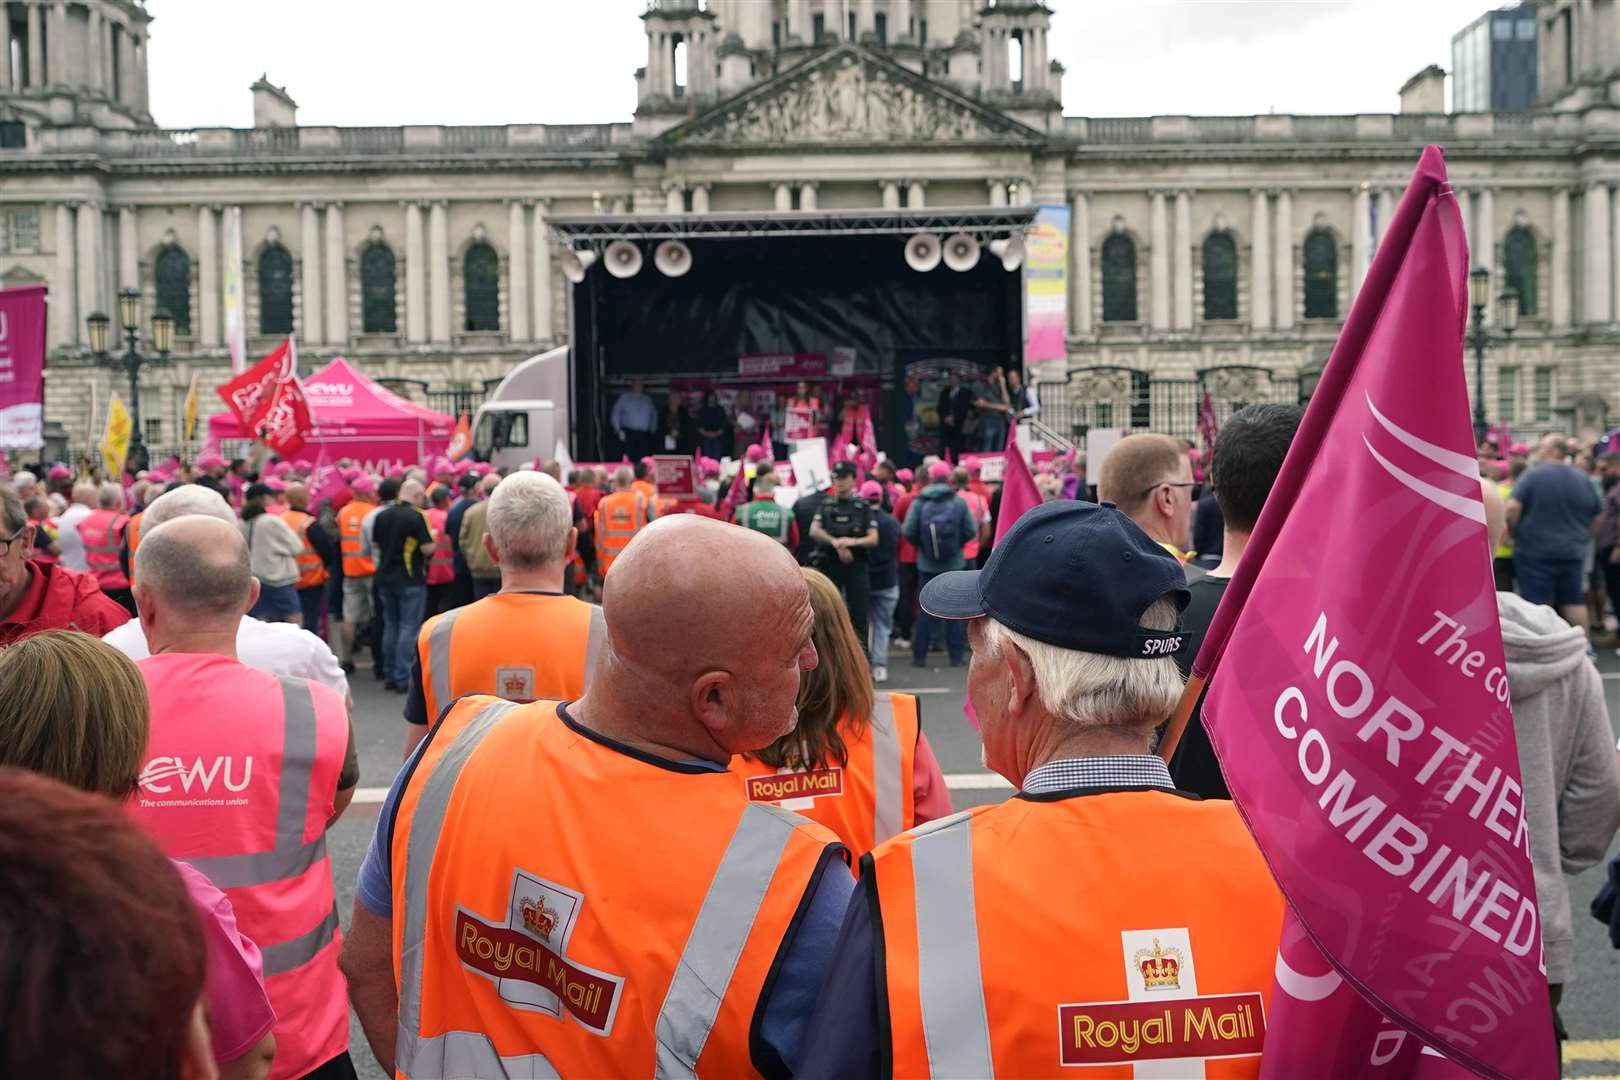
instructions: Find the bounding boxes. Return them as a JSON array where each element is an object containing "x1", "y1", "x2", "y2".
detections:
[
  {"x1": 183, "y1": 371, "x2": 200, "y2": 444},
  {"x1": 101, "y1": 392, "x2": 132, "y2": 478}
]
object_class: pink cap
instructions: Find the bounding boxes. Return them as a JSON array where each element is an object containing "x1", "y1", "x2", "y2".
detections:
[
  {"x1": 896, "y1": 468, "x2": 914, "y2": 483},
  {"x1": 351, "y1": 475, "x2": 378, "y2": 494},
  {"x1": 339, "y1": 466, "x2": 362, "y2": 482},
  {"x1": 1509, "y1": 442, "x2": 1529, "y2": 456},
  {"x1": 266, "y1": 478, "x2": 288, "y2": 492},
  {"x1": 453, "y1": 459, "x2": 474, "y2": 474},
  {"x1": 700, "y1": 457, "x2": 721, "y2": 478},
  {"x1": 744, "y1": 444, "x2": 768, "y2": 463},
  {"x1": 473, "y1": 462, "x2": 495, "y2": 476},
  {"x1": 859, "y1": 480, "x2": 884, "y2": 500},
  {"x1": 927, "y1": 461, "x2": 951, "y2": 482},
  {"x1": 48, "y1": 464, "x2": 71, "y2": 479},
  {"x1": 388, "y1": 467, "x2": 407, "y2": 480},
  {"x1": 1494, "y1": 458, "x2": 1510, "y2": 473},
  {"x1": 195, "y1": 451, "x2": 226, "y2": 470},
  {"x1": 270, "y1": 461, "x2": 292, "y2": 478},
  {"x1": 433, "y1": 458, "x2": 453, "y2": 476},
  {"x1": 965, "y1": 459, "x2": 981, "y2": 476}
]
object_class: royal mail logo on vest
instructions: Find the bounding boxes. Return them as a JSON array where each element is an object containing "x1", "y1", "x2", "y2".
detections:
[
  {"x1": 455, "y1": 867, "x2": 625, "y2": 1035},
  {"x1": 495, "y1": 667, "x2": 535, "y2": 703},
  {"x1": 1056, "y1": 927, "x2": 1266, "y2": 1067},
  {"x1": 746, "y1": 767, "x2": 843, "y2": 809}
]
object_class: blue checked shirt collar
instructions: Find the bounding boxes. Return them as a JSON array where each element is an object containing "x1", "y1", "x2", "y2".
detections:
[{"x1": 1021, "y1": 755, "x2": 1176, "y2": 795}]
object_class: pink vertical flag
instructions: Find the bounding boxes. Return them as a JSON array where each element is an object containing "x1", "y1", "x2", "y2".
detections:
[
  {"x1": 307, "y1": 446, "x2": 348, "y2": 511},
  {"x1": 1177, "y1": 146, "x2": 1555, "y2": 1078},
  {"x1": 993, "y1": 424, "x2": 1042, "y2": 545}
]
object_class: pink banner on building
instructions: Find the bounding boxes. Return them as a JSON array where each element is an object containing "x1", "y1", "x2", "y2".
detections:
[
  {"x1": 1024, "y1": 204, "x2": 1069, "y2": 363},
  {"x1": 0, "y1": 285, "x2": 47, "y2": 449},
  {"x1": 737, "y1": 353, "x2": 828, "y2": 378},
  {"x1": 1193, "y1": 147, "x2": 1556, "y2": 1078}
]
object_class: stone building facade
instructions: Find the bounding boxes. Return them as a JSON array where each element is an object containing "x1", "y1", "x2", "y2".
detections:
[{"x1": 1, "y1": 0, "x2": 1618, "y2": 455}]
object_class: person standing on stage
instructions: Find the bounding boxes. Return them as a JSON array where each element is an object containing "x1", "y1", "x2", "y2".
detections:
[
  {"x1": 610, "y1": 377, "x2": 660, "y2": 461},
  {"x1": 810, "y1": 461, "x2": 877, "y2": 645},
  {"x1": 938, "y1": 372, "x2": 976, "y2": 462},
  {"x1": 696, "y1": 389, "x2": 733, "y2": 462},
  {"x1": 974, "y1": 367, "x2": 1012, "y2": 452},
  {"x1": 785, "y1": 380, "x2": 823, "y2": 442}
]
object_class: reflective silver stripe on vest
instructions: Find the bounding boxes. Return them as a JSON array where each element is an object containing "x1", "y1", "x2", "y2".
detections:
[
  {"x1": 582, "y1": 604, "x2": 607, "y2": 691},
  {"x1": 396, "y1": 700, "x2": 524, "y2": 1076},
  {"x1": 185, "y1": 678, "x2": 325, "y2": 890},
  {"x1": 911, "y1": 811, "x2": 994, "y2": 1078},
  {"x1": 425, "y1": 607, "x2": 462, "y2": 716},
  {"x1": 870, "y1": 693, "x2": 904, "y2": 845},
  {"x1": 653, "y1": 802, "x2": 801, "y2": 1080},
  {"x1": 262, "y1": 904, "x2": 340, "y2": 977},
  {"x1": 398, "y1": 1031, "x2": 561, "y2": 1080}
]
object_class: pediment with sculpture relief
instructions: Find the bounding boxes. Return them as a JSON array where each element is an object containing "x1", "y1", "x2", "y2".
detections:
[{"x1": 658, "y1": 45, "x2": 1042, "y2": 149}]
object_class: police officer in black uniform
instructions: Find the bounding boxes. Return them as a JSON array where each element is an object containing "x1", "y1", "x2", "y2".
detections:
[{"x1": 809, "y1": 460, "x2": 878, "y2": 643}]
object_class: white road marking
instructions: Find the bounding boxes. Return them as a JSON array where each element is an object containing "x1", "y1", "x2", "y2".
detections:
[{"x1": 353, "y1": 771, "x2": 1014, "y2": 804}]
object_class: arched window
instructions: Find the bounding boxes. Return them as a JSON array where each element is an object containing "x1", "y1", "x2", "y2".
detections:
[
  {"x1": 361, "y1": 244, "x2": 397, "y2": 333},
  {"x1": 1101, "y1": 234, "x2": 1138, "y2": 322},
  {"x1": 1303, "y1": 229, "x2": 1338, "y2": 319},
  {"x1": 258, "y1": 244, "x2": 293, "y2": 336},
  {"x1": 1201, "y1": 232, "x2": 1238, "y2": 321},
  {"x1": 154, "y1": 245, "x2": 191, "y2": 336},
  {"x1": 1503, "y1": 226, "x2": 1538, "y2": 317},
  {"x1": 463, "y1": 242, "x2": 499, "y2": 332}
]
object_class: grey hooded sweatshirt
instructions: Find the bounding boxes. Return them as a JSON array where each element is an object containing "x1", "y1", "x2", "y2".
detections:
[{"x1": 1497, "y1": 590, "x2": 1620, "y2": 984}]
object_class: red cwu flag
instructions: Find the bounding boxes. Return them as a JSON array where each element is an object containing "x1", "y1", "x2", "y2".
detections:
[
  {"x1": 253, "y1": 377, "x2": 313, "y2": 458},
  {"x1": 217, "y1": 337, "x2": 295, "y2": 433},
  {"x1": 1165, "y1": 147, "x2": 1556, "y2": 1079}
]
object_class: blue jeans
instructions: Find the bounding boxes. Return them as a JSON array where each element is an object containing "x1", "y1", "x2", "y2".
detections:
[
  {"x1": 1515, "y1": 555, "x2": 1584, "y2": 609},
  {"x1": 868, "y1": 585, "x2": 899, "y2": 667},
  {"x1": 912, "y1": 570, "x2": 967, "y2": 665},
  {"x1": 297, "y1": 585, "x2": 325, "y2": 634},
  {"x1": 979, "y1": 415, "x2": 1007, "y2": 452},
  {"x1": 379, "y1": 581, "x2": 428, "y2": 685}
]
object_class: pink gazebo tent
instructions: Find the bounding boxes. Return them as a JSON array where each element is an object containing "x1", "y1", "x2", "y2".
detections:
[{"x1": 207, "y1": 357, "x2": 454, "y2": 469}]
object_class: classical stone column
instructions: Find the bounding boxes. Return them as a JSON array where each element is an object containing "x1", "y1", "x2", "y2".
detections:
[
  {"x1": 197, "y1": 205, "x2": 219, "y2": 346},
  {"x1": 1552, "y1": 187, "x2": 1572, "y2": 329},
  {"x1": 773, "y1": 183, "x2": 793, "y2": 212},
  {"x1": 299, "y1": 203, "x2": 324, "y2": 345},
  {"x1": 856, "y1": 0, "x2": 874, "y2": 39},
  {"x1": 532, "y1": 199, "x2": 553, "y2": 343},
  {"x1": 791, "y1": 0, "x2": 811, "y2": 42},
  {"x1": 691, "y1": 184, "x2": 711, "y2": 214},
  {"x1": 1612, "y1": 188, "x2": 1620, "y2": 326},
  {"x1": 1273, "y1": 189, "x2": 1295, "y2": 331},
  {"x1": 906, "y1": 180, "x2": 926, "y2": 208},
  {"x1": 1475, "y1": 187, "x2": 1495, "y2": 324},
  {"x1": 324, "y1": 203, "x2": 347, "y2": 345},
  {"x1": 1014, "y1": 179, "x2": 1033, "y2": 207},
  {"x1": 25, "y1": 3, "x2": 42, "y2": 90},
  {"x1": 86, "y1": 7, "x2": 102, "y2": 93},
  {"x1": 404, "y1": 201, "x2": 426, "y2": 344},
  {"x1": 135, "y1": 34, "x2": 148, "y2": 114},
  {"x1": 881, "y1": 181, "x2": 901, "y2": 209},
  {"x1": 507, "y1": 200, "x2": 530, "y2": 343},
  {"x1": 798, "y1": 182, "x2": 818, "y2": 211},
  {"x1": 1379, "y1": 188, "x2": 1398, "y2": 248},
  {"x1": 54, "y1": 203, "x2": 77, "y2": 346},
  {"x1": 1250, "y1": 189, "x2": 1271, "y2": 331},
  {"x1": 428, "y1": 200, "x2": 450, "y2": 343},
  {"x1": 987, "y1": 180, "x2": 1008, "y2": 207},
  {"x1": 0, "y1": 10, "x2": 11, "y2": 91},
  {"x1": 48, "y1": 1, "x2": 66, "y2": 88},
  {"x1": 1149, "y1": 191, "x2": 1170, "y2": 331},
  {"x1": 1351, "y1": 186, "x2": 1372, "y2": 298},
  {"x1": 665, "y1": 183, "x2": 685, "y2": 214},
  {"x1": 75, "y1": 202, "x2": 101, "y2": 334},
  {"x1": 1586, "y1": 182, "x2": 1612, "y2": 325},
  {"x1": 1070, "y1": 191, "x2": 1092, "y2": 336},
  {"x1": 1172, "y1": 189, "x2": 1193, "y2": 330},
  {"x1": 117, "y1": 206, "x2": 139, "y2": 291},
  {"x1": 116, "y1": 21, "x2": 135, "y2": 107}
]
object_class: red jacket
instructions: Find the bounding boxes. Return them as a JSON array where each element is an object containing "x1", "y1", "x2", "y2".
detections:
[{"x1": 0, "y1": 560, "x2": 132, "y2": 645}]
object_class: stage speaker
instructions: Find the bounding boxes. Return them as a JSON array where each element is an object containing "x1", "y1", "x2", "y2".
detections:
[
  {"x1": 604, "y1": 240, "x2": 644, "y2": 279},
  {"x1": 942, "y1": 232, "x2": 980, "y2": 272},
  {"x1": 989, "y1": 235, "x2": 1026, "y2": 272},
  {"x1": 654, "y1": 239, "x2": 693, "y2": 278},
  {"x1": 560, "y1": 247, "x2": 597, "y2": 284},
  {"x1": 904, "y1": 232, "x2": 942, "y2": 272}
]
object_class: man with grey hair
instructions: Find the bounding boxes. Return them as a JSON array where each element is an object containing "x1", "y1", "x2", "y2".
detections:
[
  {"x1": 55, "y1": 480, "x2": 98, "y2": 571},
  {"x1": 0, "y1": 484, "x2": 128, "y2": 644},
  {"x1": 101, "y1": 484, "x2": 350, "y2": 698},
  {"x1": 401, "y1": 471, "x2": 603, "y2": 757},
  {"x1": 129, "y1": 514, "x2": 360, "y2": 1079},
  {"x1": 801, "y1": 501, "x2": 1284, "y2": 1075},
  {"x1": 458, "y1": 472, "x2": 504, "y2": 600},
  {"x1": 80, "y1": 481, "x2": 133, "y2": 612}
]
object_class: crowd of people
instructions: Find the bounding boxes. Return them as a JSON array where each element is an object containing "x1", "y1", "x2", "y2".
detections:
[{"x1": 0, "y1": 399, "x2": 1617, "y2": 1078}]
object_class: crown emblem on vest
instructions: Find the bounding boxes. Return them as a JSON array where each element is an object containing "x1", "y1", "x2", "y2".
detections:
[
  {"x1": 1135, "y1": 939, "x2": 1183, "y2": 991},
  {"x1": 520, "y1": 896, "x2": 560, "y2": 940},
  {"x1": 504, "y1": 673, "x2": 528, "y2": 696}
]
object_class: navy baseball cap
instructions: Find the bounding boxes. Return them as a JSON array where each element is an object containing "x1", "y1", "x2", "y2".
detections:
[
  {"x1": 919, "y1": 500, "x2": 1191, "y2": 658},
  {"x1": 831, "y1": 461, "x2": 858, "y2": 478}
]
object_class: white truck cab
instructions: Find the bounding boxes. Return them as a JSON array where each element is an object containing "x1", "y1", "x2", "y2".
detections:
[{"x1": 472, "y1": 346, "x2": 571, "y2": 470}]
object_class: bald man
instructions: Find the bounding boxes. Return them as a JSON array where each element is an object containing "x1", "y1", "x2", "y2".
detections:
[
  {"x1": 342, "y1": 516, "x2": 852, "y2": 1077},
  {"x1": 283, "y1": 481, "x2": 340, "y2": 633},
  {"x1": 129, "y1": 515, "x2": 360, "y2": 1079}
]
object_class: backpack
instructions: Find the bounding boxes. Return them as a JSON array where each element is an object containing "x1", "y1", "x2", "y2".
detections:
[{"x1": 917, "y1": 495, "x2": 964, "y2": 563}]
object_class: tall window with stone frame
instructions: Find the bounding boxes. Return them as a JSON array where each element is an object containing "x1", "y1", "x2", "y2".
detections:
[
  {"x1": 463, "y1": 242, "x2": 500, "y2": 333},
  {"x1": 258, "y1": 245, "x2": 294, "y2": 336},
  {"x1": 1101, "y1": 234, "x2": 1138, "y2": 322},
  {"x1": 1201, "y1": 232, "x2": 1238, "y2": 321},
  {"x1": 361, "y1": 243, "x2": 397, "y2": 334},
  {"x1": 1502, "y1": 226, "x2": 1538, "y2": 317},
  {"x1": 154, "y1": 245, "x2": 192, "y2": 337},
  {"x1": 1302, "y1": 229, "x2": 1338, "y2": 319}
]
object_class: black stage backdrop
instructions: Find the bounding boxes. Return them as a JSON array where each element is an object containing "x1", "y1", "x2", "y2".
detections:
[{"x1": 572, "y1": 234, "x2": 1022, "y2": 459}]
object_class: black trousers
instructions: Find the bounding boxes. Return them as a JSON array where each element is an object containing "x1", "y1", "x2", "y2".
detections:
[
  {"x1": 895, "y1": 562, "x2": 918, "y2": 639},
  {"x1": 822, "y1": 557, "x2": 871, "y2": 646},
  {"x1": 300, "y1": 1051, "x2": 357, "y2": 1080}
]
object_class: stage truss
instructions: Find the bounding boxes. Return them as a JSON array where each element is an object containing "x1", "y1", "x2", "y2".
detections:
[{"x1": 546, "y1": 205, "x2": 1037, "y2": 245}]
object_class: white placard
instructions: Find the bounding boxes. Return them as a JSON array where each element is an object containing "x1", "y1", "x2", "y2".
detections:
[
  {"x1": 788, "y1": 436, "x2": 830, "y2": 492},
  {"x1": 1085, "y1": 427, "x2": 1126, "y2": 475}
]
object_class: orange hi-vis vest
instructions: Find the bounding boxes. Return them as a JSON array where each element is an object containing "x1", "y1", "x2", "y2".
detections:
[
  {"x1": 731, "y1": 691, "x2": 919, "y2": 857},
  {"x1": 632, "y1": 478, "x2": 658, "y2": 500},
  {"x1": 867, "y1": 790, "x2": 1283, "y2": 1079},
  {"x1": 131, "y1": 654, "x2": 352, "y2": 1080},
  {"x1": 124, "y1": 510, "x2": 145, "y2": 588},
  {"x1": 415, "y1": 592, "x2": 607, "y2": 721},
  {"x1": 80, "y1": 507, "x2": 130, "y2": 590},
  {"x1": 592, "y1": 489, "x2": 651, "y2": 577},
  {"x1": 337, "y1": 500, "x2": 375, "y2": 577},
  {"x1": 281, "y1": 509, "x2": 329, "y2": 590},
  {"x1": 388, "y1": 696, "x2": 846, "y2": 1079}
]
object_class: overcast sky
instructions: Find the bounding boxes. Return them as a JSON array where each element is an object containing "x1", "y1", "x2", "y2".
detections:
[{"x1": 146, "y1": 0, "x2": 1499, "y2": 129}]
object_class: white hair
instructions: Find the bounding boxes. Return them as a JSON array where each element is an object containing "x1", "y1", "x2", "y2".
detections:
[
  {"x1": 143, "y1": 484, "x2": 235, "y2": 529},
  {"x1": 12, "y1": 471, "x2": 36, "y2": 490},
  {"x1": 981, "y1": 597, "x2": 1185, "y2": 731},
  {"x1": 487, "y1": 472, "x2": 572, "y2": 569},
  {"x1": 612, "y1": 466, "x2": 634, "y2": 489},
  {"x1": 96, "y1": 482, "x2": 124, "y2": 510}
]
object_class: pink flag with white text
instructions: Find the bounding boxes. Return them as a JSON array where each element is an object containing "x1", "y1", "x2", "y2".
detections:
[
  {"x1": 1195, "y1": 147, "x2": 1555, "y2": 1078},
  {"x1": 993, "y1": 425, "x2": 1042, "y2": 545}
]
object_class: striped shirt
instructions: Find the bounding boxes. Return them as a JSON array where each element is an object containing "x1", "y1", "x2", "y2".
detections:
[{"x1": 1022, "y1": 754, "x2": 1176, "y2": 794}]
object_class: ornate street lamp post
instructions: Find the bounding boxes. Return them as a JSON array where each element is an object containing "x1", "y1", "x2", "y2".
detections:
[
  {"x1": 1466, "y1": 267, "x2": 1519, "y2": 447},
  {"x1": 87, "y1": 288, "x2": 173, "y2": 474}
]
